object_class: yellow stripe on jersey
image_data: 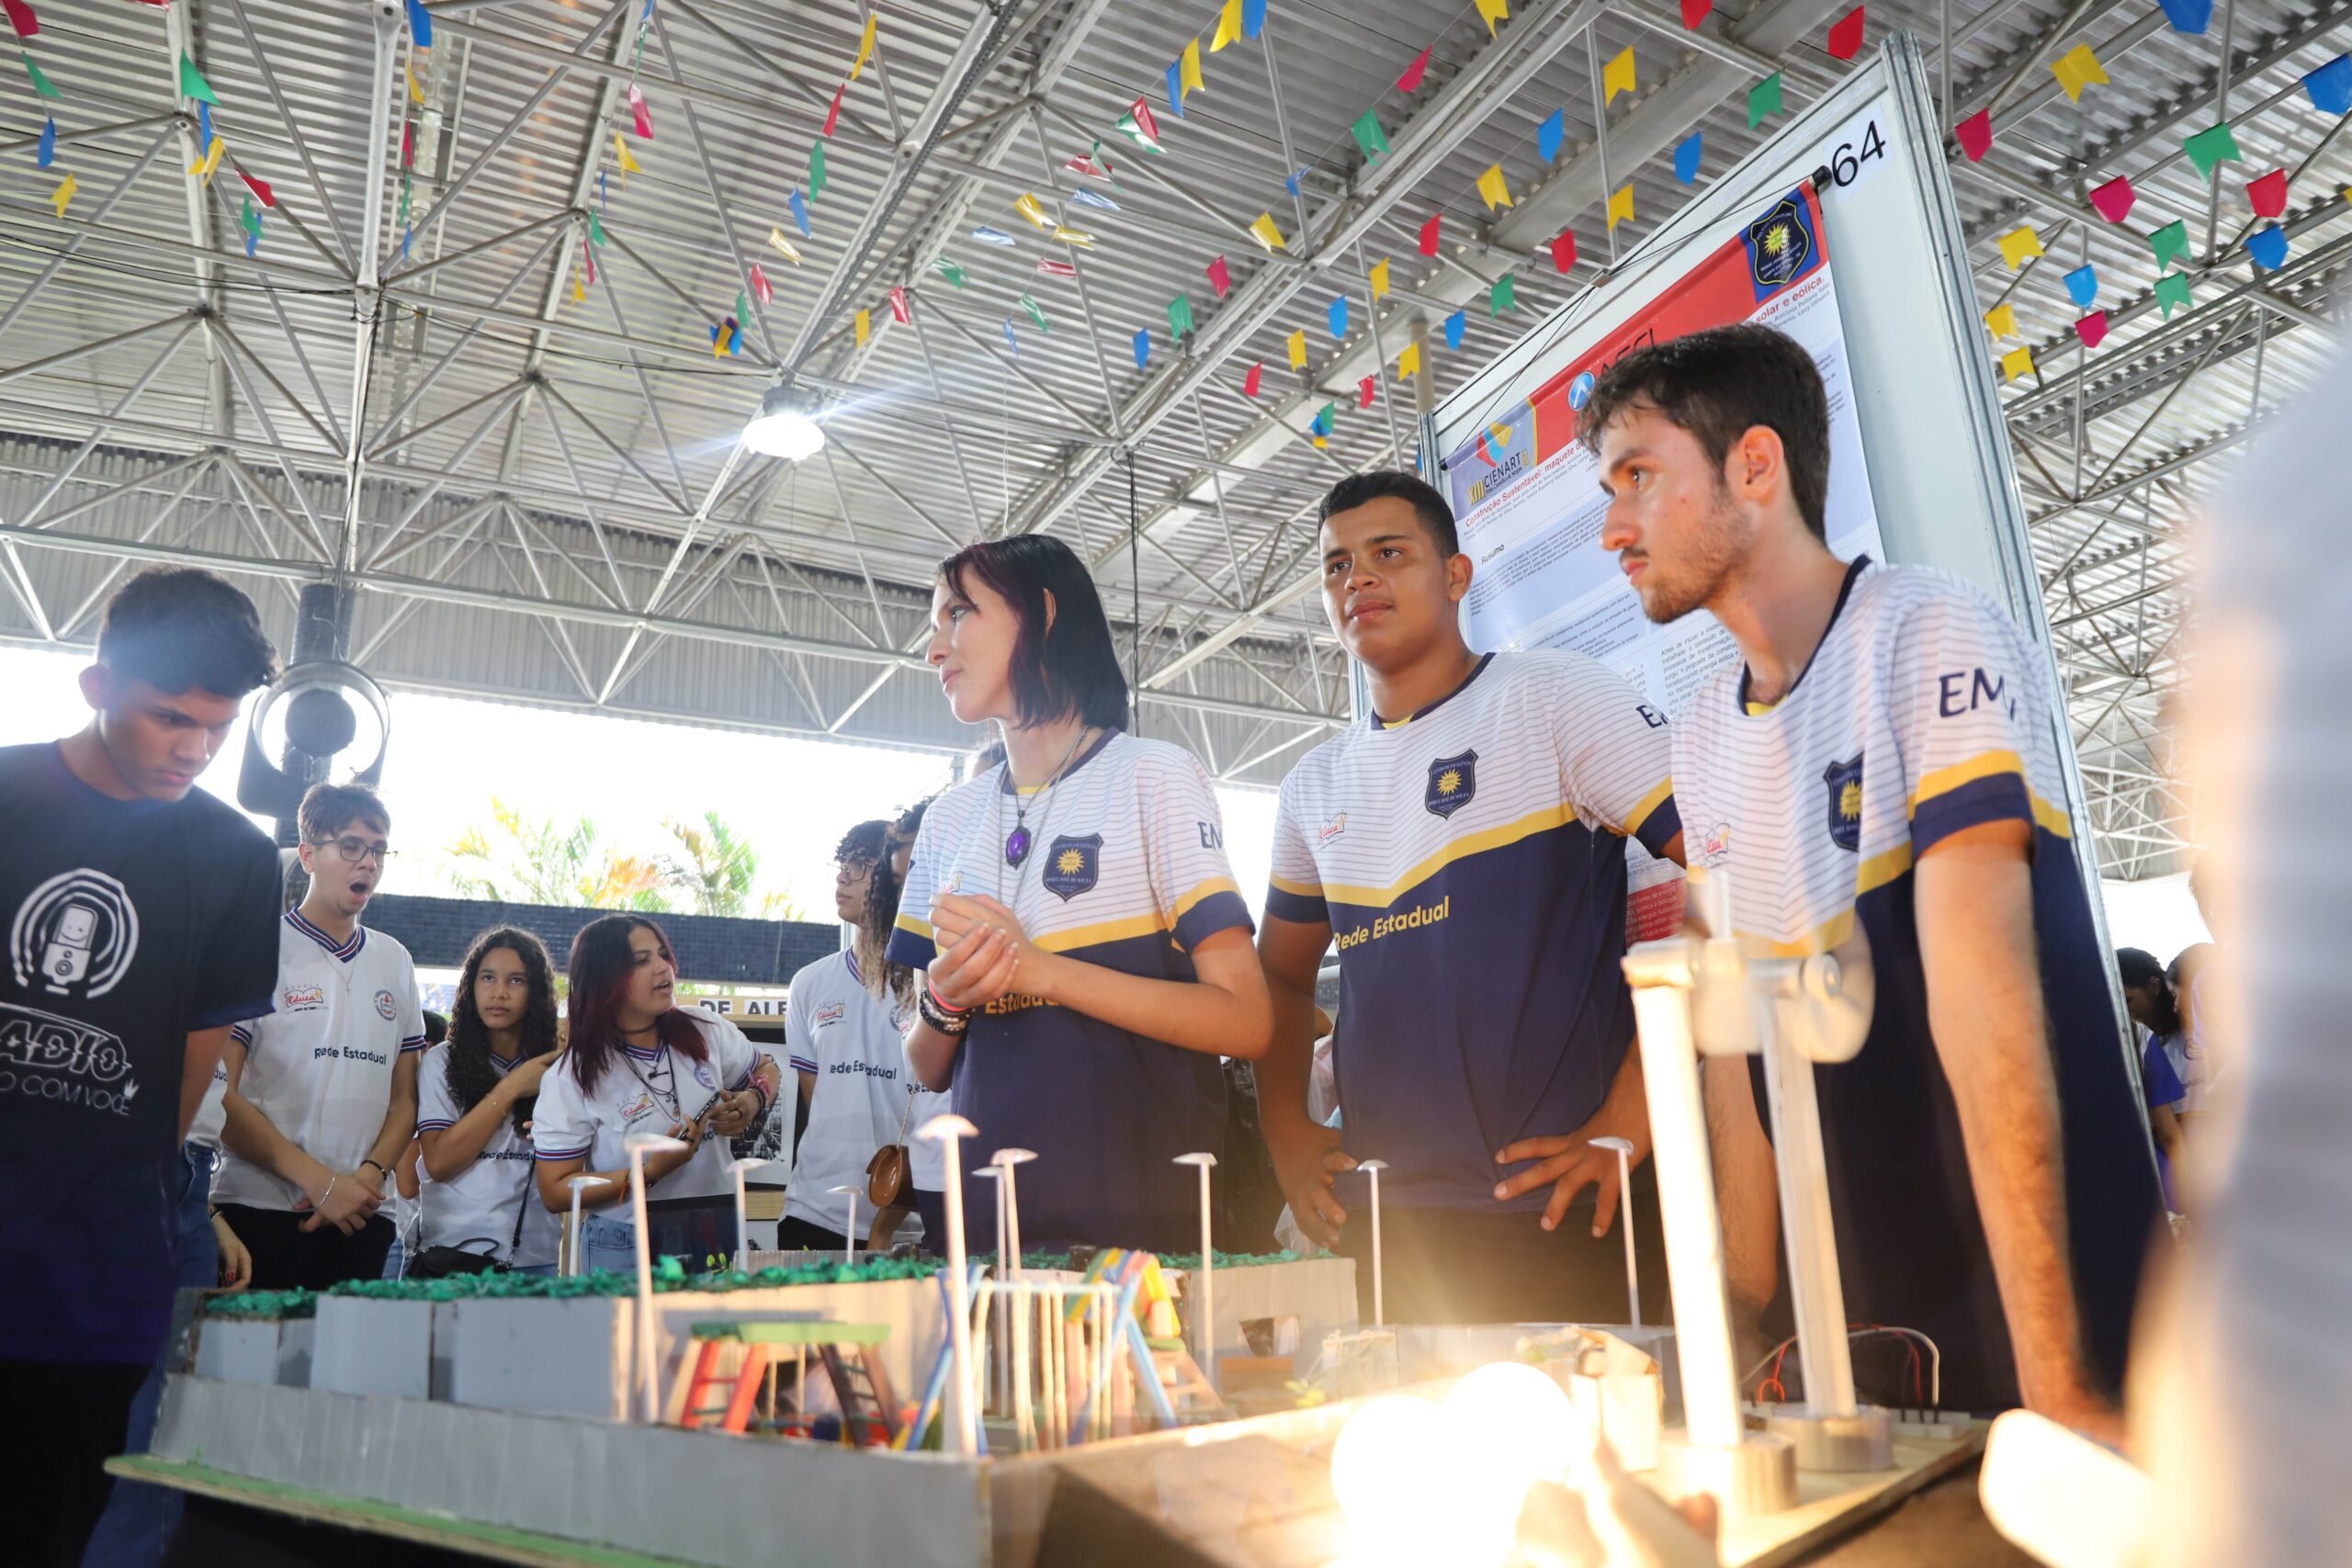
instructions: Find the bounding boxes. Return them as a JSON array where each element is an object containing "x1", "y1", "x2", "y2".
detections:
[
  {"x1": 1731, "y1": 840, "x2": 1913, "y2": 958},
  {"x1": 2032, "y1": 794, "x2": 2074, "y2": 840},
  {"x1": 895, "y1": 911, "x2": 933, "y2": 940},
  {"x1": 1908, "y1": 749, "x2": 2026, "y2": 813},
  {"x1": 1169, "y1": 875, "x2": 1242, "y2": 926},
  {"x1": 1032, "y1": 910, "x2": 1170, "y2": 954},
  {"x1": 1622, "y1": 775, "x2": 1674, "y2": 839},
  {"x1": 1319, "y1": 802, "x2": 1568, "y2": 908},
  {"x1": 1268, "y1": 871, "x2": 1322, "y2": 897}
]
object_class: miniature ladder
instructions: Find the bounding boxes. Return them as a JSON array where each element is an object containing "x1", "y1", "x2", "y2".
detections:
[{"x1": 679, "y1": 1321, "x2": 897, "y2": 1444}]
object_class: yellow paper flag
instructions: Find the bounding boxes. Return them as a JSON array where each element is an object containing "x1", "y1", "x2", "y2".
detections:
[
  {"x1": 571, "y1": 268, "x2": 584, "y2": 303},
  {"x1": 1051, "y1": 227, "x2": 1094, "y2": 247},
  {"x1": 1397, "y1": 341, "x2": 1421, "y2": 378},
  {"x1": 408, "y1": 64, "x2": 425, "y2": 106},
  {"x1": 1250, "y1": 212, "x2": 1287, "y2": 251},
  {"x1": 187, "y1": 136, "x2": 224, "y2": 181},
  {"x1": 1286, "y1": 328, "x2": 1307, "y2": 369},
  {"x1": 854, "y1": 308, "x2": 871, "y2": 347},
  {"x1": 1603, "y1": 46, "x2": 1636, "y2": 105},
  {"x1": 1369, "y1": 259, "x2": 1391, "y2": 299},
  {"x1": 1607, "y1": 182, "x2": 1634, "y2": 230},
  {"x1": 2000, "y1": 344, "x2": 2035, "y2": 382},
  {"x1": 1015, "y1": 192, "x2": 1049, "y2": 229},
  {"x1": 1475, "y1": 0, "x2": 1510, "y2": 38},
  {"x1": 1212, "y1": 0, "x2": 1242, "y2": 51},
  {"x1": 1998, "y1": 225, "x2": 2042, "y2": 269},
  {"x1": 2051, "y1": 43, "x2": 2108, "y2": 103},
  {"x1": 1181, "y1": 39, "x2": 1204, "y2": 96},
  {"x1": 767, "y1": 227, "x2": 803, "y2": 264},
  {"x1": 1984, "y1": 303, "x2": 2018, "y2": 339},
  {"x1": 51, "y1": 173, "x2": 76, "y2": 217},
  {"x1": 615, "y1": 134, "x2": 641, "y2": 178},
  {"x1": 851, "y1": 13, "x2": 877, "y2": 81},
  {"x1": 1476, "y1": 164, "x2": 1512, "y2": 210}
]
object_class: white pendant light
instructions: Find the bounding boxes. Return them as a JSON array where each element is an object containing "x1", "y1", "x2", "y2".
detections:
[{"x1": 742, "y1": 385, "x2": 825, "y2": 460}]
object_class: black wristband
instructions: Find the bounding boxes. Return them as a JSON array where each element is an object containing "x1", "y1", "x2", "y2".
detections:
[{"x1": 918, "y1": 982, "x2": 971, "y2": 1036}]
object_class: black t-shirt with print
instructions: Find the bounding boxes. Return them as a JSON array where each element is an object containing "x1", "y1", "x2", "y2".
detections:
[{"x1": 0, "y1": 741, "x2": 280, "y2": 1364}]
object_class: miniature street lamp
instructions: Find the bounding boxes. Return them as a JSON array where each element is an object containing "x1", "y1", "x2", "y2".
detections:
[
  {"x1": 563, "y1": 1174, "x2": 611, "y2": 1278},
  {"x1": 729, "y1": 1156, "x2": 786, "y2": 1269},
  {"x1": 1172, "y1": 1152, "x2": 1218, "y2": 1391},
  {"x1": 828, "y1": 1183, "x2": 863, "y2": 1266},
  {"x1": 920, "y1": 1111, "x2": 981, "y2": 1456},
  {"x1": 991, "y1": 1146, "x2": 1037, "y2": 1280},
  {"x1": 1357, "y1": 1158, "x2": 1390, "y2": 1328},
  {"x1": 623, "y1": 1132, "x2": 688, "y2": 1424},
  {"x1": 1588, "y1": 1135, "x2": 1642, "y2": 1328}
]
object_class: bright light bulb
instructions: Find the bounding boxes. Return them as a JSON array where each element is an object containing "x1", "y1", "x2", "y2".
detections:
[
  {"x1": 1330, "y1": 1395, "x2": 1497, "y2": 1567},
  {"x1": 1443, "y1": 1360, "x2": 1587, "y2": 1496},
  {"x1": 741, "y1": 389, "x2": 825, "y2": 460}
]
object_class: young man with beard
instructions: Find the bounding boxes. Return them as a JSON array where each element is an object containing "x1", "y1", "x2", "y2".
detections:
[
  {"x1": 0, "y1": 569, "x2": 281, "y2": 1565},
  {"x1": 1256, "y1": 471, "x2": 1686, "y2": 1324},
  {"x1": 1582, "y1": 322, "x2": 2158, "y2": 1427},
  {"x1": 212, "y1": 782, "x2": 425, "y2": 1290}
]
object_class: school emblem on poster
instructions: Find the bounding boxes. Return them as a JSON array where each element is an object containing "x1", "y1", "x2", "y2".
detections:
[
  {"x1": 1743, "y1": 193, "x2": 1817, "y2": 299},
  {"x1": 374, "y1": 988, "x2": 397, "y2": 1020},
  {"x1": 10, "y1": 867, "x2": 139, "y2": 1000},
  {"x1": 1041, "y1": 834, "x2": 1102, "y2": 901},
  {"x1": 1823, "y1": 754, "x2": 1864, "y2": 852},
  {"x1": 1425, "y1": 750, "x2": 1479, "y2": 818}
]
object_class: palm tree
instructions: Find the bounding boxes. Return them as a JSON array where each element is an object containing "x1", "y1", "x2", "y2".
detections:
[
  {"x1": 659, "y1": 812, "x2": 798, "y2": 919},
  {"x1": 446, "y1": 798, "x2": 675, "y2": 912}
]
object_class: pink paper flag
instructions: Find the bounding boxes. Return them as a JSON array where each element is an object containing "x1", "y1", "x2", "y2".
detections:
[
  {"x1": 750, "y1": 264, "x2": 772, "y2": 304},
  {"x1": 1397, "y1": 46, "x2": 1431, "y2": 92},
  {"x1": 401, "y1": 122, "x2": 414, "y2": 169},
  {"x1": 2075, "y1": 310, "x2": 2108, "y2": 348},
  {"x1": 1680, "y1": 0, "x2": 1711, "y2": 27},
  {"x1": 1419, "y1": 212, "x2": 1442, "y2": 255},
  {"x1": 1549, "y1": 230, "x2": 1577, "y2": 272},
  {"x1": 628, "y1": 83, "x2": 652, "y2": 139},
  {"x1": 1826, "y1": 6, "x2": 1864, "y2": 60},
  {"x1": 1954, "y1": 109, "x2": 1991, "y2": 162},
  {"x1": 1207, "y1": 255, "x2": 1231, "y2": 297},
  {"x1": 2247, "y1": 168, "x2": 2287, "y2": 218},
  {"x1": 888, "y1": 286, "x2": 910, "y2": 323},
  {"x1": 582, "y1": 241, "x2": 595, "y2": 286},
  {"x1": 1359, "y1": 375, "x2": 1375, "y2": 408},
  {"x1": 2088, "y1": 175, "x2": 2134, "y2": 222},
  {"x1": 824, "y1": 84, "x2": 842, "y2": 139},
  {"x1": 1244, "y1": 362, "x2": 1261, "y2": 398}
]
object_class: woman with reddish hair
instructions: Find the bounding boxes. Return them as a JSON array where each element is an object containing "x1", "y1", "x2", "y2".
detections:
[{"x1": 533, "y1": 915, "x2": 780, "y2": 1274}]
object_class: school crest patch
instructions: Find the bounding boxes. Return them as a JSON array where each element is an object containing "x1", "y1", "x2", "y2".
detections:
[
  {"x1": 1425, "y1": 750, "x2": 1478, "y2": 818},
  {"x1": 1824, "y1": 753, "x2": 1864, "y2": 852},
  {"x1": 1042, "y1": 834, "x2": 1102, "y2": 901}
]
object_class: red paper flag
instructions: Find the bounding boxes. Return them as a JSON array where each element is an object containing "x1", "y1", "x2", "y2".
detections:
[
  {"x1": 1826, "y1": 6, "x2": 1864, "y2": 60},
  {"x1": 1419, "y1": 212, "x2": 1442, "y2": 256},
  {"x1": 1954, "y1": 109, "x2": 1991, "y2": 162},
  {"x1": 1243, "y1": 362, "x2": 1261, "y2": 398},
  {"x1": 3, "y1": 0, "x2": 39, "y2": 39},
  {"x1": 582, "y1": 241, "x2": 595, "y2": 286},
  {"x1": 1359, "y1": 375, "x2": 1375, "y2": 409},
  {"x1": 2089, "y1": 175, "x2": 2133, "y2": 222},
  {"x1": 1207, "y1": 255, "x2": 1231, "y2": 297},
  {"x1": 2075, "y1": 310, "x2": 2108, "y2": 348},
  {"x1": 401, "y1": 122, "x2": 414, "y2": 169},
  {"x1": 628, "y1": 83, "x2": 653, "y2": 139},
  {"x1": 1397, "y1": 46, "x2": 1431, "y2": 92},
  {"x1": 1549, "y1": 230, "x2": 1577, "y2": 272},
  {"x1": 2247, "y1": 168, "x2": 2288, "y2": 218},
  {"x1": 1680, "y1": 0, "x2": 1712, "y2": 28},
  {"x1": 239, "y1": 168, "x2": 276, "y2": 209},
  {"x1": 888, "y1": 286, "x2": 910, "y2": 323},
  {"x1": 823, "y1": 84, "x2": 843, "y2": 139},
  {"x1": 750, "y1": 264, "x2": 772, "y2": 304}
]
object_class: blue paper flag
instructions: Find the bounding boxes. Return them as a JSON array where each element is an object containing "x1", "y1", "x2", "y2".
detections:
[
  {"x1": 2306, "y1": 54, "x2": 2352, "y2": 116},
  {"x1": 405, "y1": 0, "x2": 432, "y2": 46},
  {"x1": 2157, "y1": 0, "x2": 2211, "y2": 32},
  {"x1": 1444, "y1": 310, "x2": 1466, "y2": 351},
  {"x1": 199, "y1": 101, "x2": 212, "y2": 148},
  {"x1": 2063, "y1": 264, "x2": 2098, "y2": 307},
  {"x1": 1070, "y1": 187, "x2": 1119, "y2": 210},
  {"x1": 1003, "y1": 320, "x2": 1019, "y2": 355},
  {"x1": 1285, "y1": 167, "x2": 1306, "y2": 199},
  {"x1": 1310, "y1": 405, "x2": 1333, "y2": 436},
  {"x1": 2246, "y1": 223, "x2": 2289, "y2": 270},
  {"x1": 1674, "y1": 133, "x2": 1702, "y2": 184},
  {"x1": 1167, "y1": 61, "x2": 1184, "y2": 117},
  {"x1": 37, "y1": 117, "x2": 54, "y2": 169},
  {"x1": 789, "y1": 189, "x2": 811, "y2": 236},
  {"x1": 1328, "y1": 296, "x2": 1348, "y2": 337},
  {"x1": 1133, "y1": 329, "x2": 1150, "y2": 369},
  {"x1": 402, "y1": 224, "x2": 413, "y2": 259},
  {"x1": 1537, "y1": 109, "x2": 1565, "y2": 164},
  {"x1": 1243, "y1": 0, "x2": 1268, "y2": 39},
  {"x1": 973, "y1": 225, "x2": 1016, "y2": 246}
]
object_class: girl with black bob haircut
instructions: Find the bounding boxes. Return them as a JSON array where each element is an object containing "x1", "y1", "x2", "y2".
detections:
[
  {"x1": 888, "y1": 535, "x2": 1272, "y2": 1255},
  {"x1": 412, "y1": 928, "x2": 565, "y2": 1274}
]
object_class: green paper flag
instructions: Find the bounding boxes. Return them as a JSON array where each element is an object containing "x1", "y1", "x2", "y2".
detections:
[
  {"x1": 2182, "y1": 122, "x2": 2241, "y2": 181},
  {"x1": 588, "y1": 210, "x2": 605, "y2": 247},
  {"x1": 21, "y1": 51, "x2": 58, "y2": 99},
  {"x1": 809, "y1": 141, "x2": 829, "y2": 197},
  {"x1": 1168, "y1": 293, "x2": 1195, "y2": 338},
  {"x1": 1490, "y1": 271, "x2": 1517, "y2": 315},
  {"x1": 1351, "y1": 108, "x2": 1389, "y2": 164},
  {"x1": 240, "y1": 196, "x2": 261, "y2": 237},
  {"x1": 1748, "y1": 71, "x2": 1782, "y2": 128},
  {"x1": 178, "y1": 51, "x2": 220, "y2": 106},
  {"x1": 2148, "y1": 219, "x2": 2188, "y2": 272},
  {"x1": 2154, "y1": 272, "x2": 2191, "y2": 317},
  {"x1": 1021, "y1": 292, "x2": 1049, "y2": 332},
  {"x1": 736, "y1": 290, "x2": 749, "y2": 324},
  {"x1": 934, "y1": 259, "x2": 967, "y2": 288}
]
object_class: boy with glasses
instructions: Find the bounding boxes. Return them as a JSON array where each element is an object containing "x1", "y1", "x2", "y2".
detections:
[{"x1": 212, "y1": 783, "x2": 425, "y2": 1290}]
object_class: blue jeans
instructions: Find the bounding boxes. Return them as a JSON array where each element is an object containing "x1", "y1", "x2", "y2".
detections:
[
  {"x1": 580, "y1": 1207, "x2": 730, "y2": 1278},
  {"x1": 82, "y1": 1145, "x2": 218, "y2": 1567}
]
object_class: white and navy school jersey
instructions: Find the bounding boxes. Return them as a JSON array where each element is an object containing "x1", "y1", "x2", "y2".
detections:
[
  {"x1": 887, "y1": 730, "x2": 1252, "y2": 1253},
  {"x1": 1671, "y1": 558, "x2": 2157, "y2": 1410},
  {"x1": 783, "y1": 950, "x2": 949, "y2": 1239},
  {"x1": 211, "y1": 911, "x2": 426, "y2": 1212},
  {"x1": 1266, "y1": 651, "x2": 1681, "y2": 1212},
  {"x1": 414, "y1": 1043, "x2": 561, "y2": 1268},
  {"x1": 531, "y1": 1006, "x2": 764, "y2": 1202}
]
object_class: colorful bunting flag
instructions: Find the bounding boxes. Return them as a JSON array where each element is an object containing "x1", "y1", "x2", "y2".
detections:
[
  {"x1": 2051, "y1": 43, "x2": 2107, "y2": 102},
  {"x1": 2, "y1": 0, "x2": 34, "y2": 38},
  {"x1": 2089, "y1": 175, "x2": 2134, "y2": 221},
  {"x1": 199, "y1": 101, "x2": 213, "y2": 151},
  {"x1": 2183, "y1": 121, "x2": 2241, "y2": 180},
  {"x1": 824, "y1": 85, "x2": 842, "y2": 138},
  {"x1": 1984, "y1": 302, "x2": 2017, "y2": 338},
  {"x1": 809, "y1": 141, "x2": 830, "y2": 196},
  {"x1": 1997, "y1": 225, "x2": 2042, "y2": 268},
  {"x1": 2063, "y1": 264, "x2": 2098, "y2": 307},
  {"x1": 1181, "y1": 38, "x2": 1204, "y2": 96},
  {"x1": 2075, "y1": 311, "x2": 2107, "y2": 348},
  {"x1": 1398, "y1": 46, "x2": 1431, "y2": 93},
  {"x1": 2246, "y1": 223, "x2": 2289, "y2": 270},
  {"x1": 973, "y1": 225, "x2": 1014, "y2": 245},
  {"x1": 768, "y1": 226, "x2": 804, "y2": 262},
  {"x1": 49, "y1": 171, "x2": 73, "y2": 216},
  {"x1": 1681, "y1": 0, "x2": 1712, "y2": 25},
  {"x1": 1827, "y1": 6, "x2": 1865, "y2": 60},
  {"x1": 888, "y1": 286, "x2": 910, "y2": 324},
  {"x1": 1113, "y1": 97, "x2": 1163, "y2": 153},
  {"x1": 1603, "y1": 46, "x2": 1636, "y2": 105},
  {"x1": 2305, "y1": 55, "x2": 2352, "y2": 116},
  {"x1": 242, "y1": 168, "x2": 276, "y2": 209},
  {"x1": 582, "y1": 242, "x2": 594, "y2": 286},
  {"x1": 1369, "y1": 258, "x2": 1390, "y2": 299},
  {"x1": 851, "y1": 12, "x2": 877, "y2": 81},
  {"x1": 1351, "y1": 108, "x2": 1389, "y2": 163},
  {"x1": 1419, "y1": 213, "x2": 1442, "y2": 255},
  {"x1": 1359, "y1": 376, "x2": 1375, "y2": 409},
  {"x1": 1474, "y1": 0, "x2": 1510, "y2": 39},
  {"x1": 1550, "y1": 231, "x2": 1576, "y2": 271},
  {"x1": 240, "y1": 198, "x2": 260, "y2": 256},
  {"x1": 1243, "y1": 0, "x2": 1267, "y2": 39},
  {"x1": 1607, "y1": 183, "x2": 1634, "y2": 230},
  {"x1": 1748, "y1": 72, "x2": 1782, "y2": 127},
  {"x1": 1212, "y1": 0, "x2": 1242, "y2": 51},
  {"x1": 934, "y1": 258, "x2": 966, "y2": 288},
  {"x1": 1014, "y1": 192, "x2": 1049, "y2": 229},
  {"x1": 404, "y1": 0, "x2": 429, "y2": 47},
  {"x1": 19, "y1": 49, "x2": 55, "y2": 98},
  {"x1": 628, "y1": 82, "x2": 653, "y2": 138},
  {"x1": 1207, "y1": 256, "x2": 1230, "y2": 296},
  {"x1": 1003, "y1": 320, "x2": 1020, "y2": 355},
  {"x1": 1675, "y1": 133, "x2": 1702, "y2": 183},
  {"x1": 1169, "y1": 293, "x2": 1194, "y2": 338},
  {"x1": 176, "y1": 51, "x2": 219, "y2": 104},
  {"x1": 615, "y1": 134, "x2": 641, "y2": 177},
  {"x1": 2154, "y1": 272, "x2": 2191, "y2": 317},
  {"x1": 1476, "y1": 164, "x2": 1512, "y2": 209},
  {"x1": 1244, "y1": 362, "x2": 1261, "y2": 397},
  {"x1": 2149, "y1": 219, "x2": 2188, "y2": 271},
  {"x1": 187, "y1": 137, "x2": 223, "y2": 181},
  {"x1": 35, "y1": 115, "x2": 52, "y2": 167},
  {"x1": 1954, "y1": 109, "x2": 1991, "y2": 162},
  {"x1": 1444, "y1": 310, "x2": 1466, "y2": 350},
  {"x1": 789, "y1": 189, "x2": 811, "y2": 235},
  {"x1": 572, "y1": 267, "x2": 584, "y2": 304},
  {"x1": 751, "y1": 264, "x2": 772, "y2": 303},
  {"x1": 854, "y1": 308, "x2": 870, "y2": 347},
  {"x1": 1398, "y1": 342, "x2": 1420, "y2": 378},
  {"x1": 1285, "y1": 168, "x2": 1305, "y2": 198},
  {"x1": 1069, "y1": 187, "x2": 1119, "y2": 210},
  {"x1": 1035, "y1": 256, "x2": 1077, "y2": 278},
  {"x1": 1538, "y1": 108, "x2": 1565, "y2": 164},
  {"x1": 1329, "y1": 296, "x2": 1349, "y2": 337},
  {"x1": 1999, "y1": 344, "x2": 2034, "y2": 382},
  {"x1": 2156, "y1": 0, "x2": 2211, "y2": 33},
  {"x1": 1133, "y1": 329, "x2": 1150, "y2": 369},
  {"x1": 1286, "y1": 328, "x2": 1306, "y2": 368},
  {"x1": 588, "y1": 209, "x2": 605, "y2": 247},
  {"x1": 1022, "y1": 292, "x2": 1049, "y2": 331},
  {"x1": 1490, "y1": 272, "x2": 1517, "y2": 314},
  {"x1": 1311, "y1": 402, "x2": 1335, "y2": 438},
  {"x1": 1066, "y1": 151, "x2": 1114, "y2": 180},
  {"x1": 409, "y1": 64, "x2": 425, "y2": 106},
  {"x1": 2247, "y1": 168, "x2": 2287, "y2": 217},
  {"x1": 1250, "y1": 211, "x2": 1287, "y2": 251}
]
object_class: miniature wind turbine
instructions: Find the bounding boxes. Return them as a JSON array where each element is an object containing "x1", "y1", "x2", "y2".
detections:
[
  {"x1": 623, "y1": 1132, "x2": 689, "y2": 1424},
  {"x1": 1588, "y1": 1135, "x2": 1642, "y2": 1328},
  {"x1": 563, "y1": 1174, "x2": 612, "y2": 1277},
  {"x1": 1172, "y1": 1151, "x2": 1218, "y2": 1391},
  {"x1": 920, "y1": 1112, "x2": 981, "y2": 1455},
  {"x1": 1357, "y1": 1158, "x2": 1389, "y2": 1327}
]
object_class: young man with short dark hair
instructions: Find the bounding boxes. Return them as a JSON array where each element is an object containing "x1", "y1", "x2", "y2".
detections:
[
  {"x1": 213, "y1": 782, "x2": 425, "y2": 1290},
  {"x1": 0, "y1": 568, "x2": 281, "y2": 1565},
  {"x1": 1583, "y1": 321, "x2": 2158, "y2": 1427},
  {"x1": 1256, "y1": 470, "x2": 1686, "y2": 1324}
]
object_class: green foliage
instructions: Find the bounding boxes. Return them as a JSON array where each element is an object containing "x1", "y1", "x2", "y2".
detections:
[{"x1": 658, "y1": 810, "x2": 800, "y2": 919}]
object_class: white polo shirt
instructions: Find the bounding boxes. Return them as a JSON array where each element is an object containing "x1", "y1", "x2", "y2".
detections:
[
  {"x1": 532, "y1": 1007, "x2": 765, "y2": 1202},
  {"x1": 414, "y1": 1043, "x2": 561, "y2": 1268},
  {"x1": 211, "y1": 910, "x2": 426, "y2": 1211},
  {"x1": 783, "y1": 951, "x2": 950, "y2": 1240}
]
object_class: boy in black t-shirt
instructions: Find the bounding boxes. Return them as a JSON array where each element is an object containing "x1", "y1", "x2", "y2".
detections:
[{"x1": 0, "y1": 569, "x2": 281, "y2": 1565}]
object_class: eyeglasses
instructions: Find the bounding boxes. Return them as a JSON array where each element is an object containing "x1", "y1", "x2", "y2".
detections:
[
  {"x1": 313, "y1": 836, "x2": 396, "y2": 865},
  {"x1": 836, "y1": 855, "x2": 879, "y2": 878}
]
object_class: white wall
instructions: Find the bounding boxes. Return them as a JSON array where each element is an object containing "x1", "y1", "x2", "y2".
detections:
[{"x1": 2100, "y1": 873, "x2": 2211, "y2": 964}]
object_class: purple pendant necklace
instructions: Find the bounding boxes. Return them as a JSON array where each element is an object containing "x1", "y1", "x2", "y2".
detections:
[{"x1": 1002, "y1": 725, "x2": 1092, "y2": 868}]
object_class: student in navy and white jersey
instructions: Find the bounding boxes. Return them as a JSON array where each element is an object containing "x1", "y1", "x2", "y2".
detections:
[
  {"x1": 414, "y1": 929, "x2": 564, "y2": 1272},
  {"x1": 215, "y1": 783, "x2": 426, "y2": 1292},
  {"x1": 889, "y1": 536, "x2": 1272, "y2": 1256},
  {"x1": 1257, "y1": 472, "x2": 1687, "y2": 1325},
  {"x1": 534, "y1": 916, "x2": 781, "y2": 1274},
  {"x1": 1583, "y1": 323, "x2": 2158, "y2": 1425}
]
